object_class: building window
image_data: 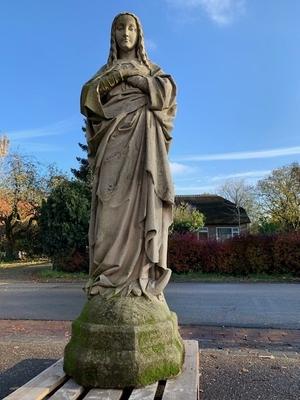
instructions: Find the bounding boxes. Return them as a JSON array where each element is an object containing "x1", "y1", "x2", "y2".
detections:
[
  {"x1": 216, "y1": 227, "x2": 240, "y2": 241},
  {"x1": 232, "y1": 227, "x2": 240, "y2": 238},
  {"x1": 197, "y1": 227, "x2": 208, "y2": 239}
]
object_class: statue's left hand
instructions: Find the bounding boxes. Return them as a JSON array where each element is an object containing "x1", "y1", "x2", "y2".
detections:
[{"x1": 126, "y1": 75, "x2": 149, "y2": 93}]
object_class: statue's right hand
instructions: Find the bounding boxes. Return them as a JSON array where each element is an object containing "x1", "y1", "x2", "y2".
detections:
[
  {"x1": 97, "y1": 69, "x2": 123, "y2": 94},
  {"x1": 96, "y1": 63, "x2": 149, "y2": 95}
]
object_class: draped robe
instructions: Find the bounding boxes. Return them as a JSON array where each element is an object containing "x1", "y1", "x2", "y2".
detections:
[{"x1": 81, "y1": 61, "x2": 176, "y2": 297}]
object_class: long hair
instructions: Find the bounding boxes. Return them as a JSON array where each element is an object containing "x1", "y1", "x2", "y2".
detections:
[{"x1": 107, "y1": 12, "x2": 151, "y2": 70}]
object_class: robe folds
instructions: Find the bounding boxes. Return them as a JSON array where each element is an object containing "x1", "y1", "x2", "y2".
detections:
[{"x1": 81, "y1": 61, "x2": 176, "y2": 297}]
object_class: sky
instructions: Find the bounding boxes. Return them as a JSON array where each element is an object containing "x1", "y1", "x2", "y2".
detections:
[{"x1": 1, "y1": 0, "x2": 300, "y2": 194}]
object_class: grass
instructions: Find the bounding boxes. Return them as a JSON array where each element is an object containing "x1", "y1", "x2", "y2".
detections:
[
  {"x1": 171, "y1": 271, "x2": 300, "y2": 283},
  {"x1": 1, "y1": 260, "x2": 299, "y2": 283},
  {"x1": 38, "y1": 268, "x2": 88, "y2": 281},
  {"x1": 39, "y1": 269, "x2": 300, "y2": 283}
]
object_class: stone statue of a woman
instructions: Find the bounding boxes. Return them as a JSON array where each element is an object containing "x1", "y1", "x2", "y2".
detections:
[
  {"x1": 81, "y1": 12, "x2": 177, "y2": 298},
  {"x1": 64, "y1": 13, "x2": 184, "y2": 388}
]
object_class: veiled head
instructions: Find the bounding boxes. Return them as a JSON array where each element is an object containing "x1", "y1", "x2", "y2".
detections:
[
  {"x1": 107, "y1": 12, "x2": 150, "y2": 68},
  {"x1": 115, "y1": 14, "x2": 138, "y2": 53}
]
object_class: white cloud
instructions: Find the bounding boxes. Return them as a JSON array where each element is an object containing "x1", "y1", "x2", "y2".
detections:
[
  {"x1": 170, "y1": 162, "x2": 193, "y2": 175},
  {"x1": 199, "y1": 0, "x2": 245, "y2": 25},
  {"x1": 145, "y1": 38, "x2": 157, "y2": 52},
  {"x1": 211, "y1": 169, "x2": 271, "y2": 181},
  {"x1": 9, "y1": 117, "x2": 78, "y2": 141},
  {"x1": 166, "y1": 0, "x2": 246, "y2": 25},
  {"x1": 176, "y1": 146, "x2": 300, "y2": 162}
]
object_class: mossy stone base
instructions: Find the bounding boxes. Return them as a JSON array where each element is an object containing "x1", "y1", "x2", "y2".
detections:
[{"x1": 63, "y1": 294, "x2": 184, "y2": 388}]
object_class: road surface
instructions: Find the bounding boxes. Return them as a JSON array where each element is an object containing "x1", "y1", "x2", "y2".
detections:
[{"x1": 0, "y1": 282, "x2": 299, "y2": 328}]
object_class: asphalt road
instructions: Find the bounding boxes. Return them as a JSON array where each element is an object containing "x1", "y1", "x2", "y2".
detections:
[{"x1": 1, "y1": 282, "x2": 299, "y2": 329}]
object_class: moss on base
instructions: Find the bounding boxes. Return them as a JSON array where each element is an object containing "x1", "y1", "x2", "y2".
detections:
[{"x1": 64, "y1": 295, "x2": 184, "y2": 388}]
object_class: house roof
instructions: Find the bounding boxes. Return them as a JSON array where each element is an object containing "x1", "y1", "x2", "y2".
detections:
[{"x1": 175, "y1": 194, "x2": 251, "y2": 226}]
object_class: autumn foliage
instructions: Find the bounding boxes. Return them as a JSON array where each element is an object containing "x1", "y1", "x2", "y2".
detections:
[{"x1": 168, "y1": 232, "x2": 300, "y2": 276}]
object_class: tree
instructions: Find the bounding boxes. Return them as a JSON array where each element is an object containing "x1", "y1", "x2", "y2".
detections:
[
  {"x1": 39, "y1": 179, "x2": 90, "y2": 272},
  {"x1": 171, "y1": 203, "x2": 205, "y2": 234},
  {"x1": 39, "y1": 126, "x2": 92, "y2": 272},
  {"x1": 71, "y1": 142, "x2": 90, "y2": 182},
  {"x1": 70, "y1": 124, "x2": 92, "y2": 186},
  {"x1": 0, "y1": 153, "x2": 48, "y2": 259},
  {"x1": 218, "y1": 179, "x2": 258, "y2": 229},
  {"x1": 257, "y1": 162, "x2": 300, "y2": 232}
]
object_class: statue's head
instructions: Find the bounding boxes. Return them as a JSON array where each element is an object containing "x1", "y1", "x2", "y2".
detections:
[{"x1": 107, "y1": 12, "x2": 150, "y2": 68}]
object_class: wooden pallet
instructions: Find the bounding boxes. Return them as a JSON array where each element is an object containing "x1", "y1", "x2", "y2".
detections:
[{"x1": 4, "y1": 340, "x2": 198, "y2": 400}]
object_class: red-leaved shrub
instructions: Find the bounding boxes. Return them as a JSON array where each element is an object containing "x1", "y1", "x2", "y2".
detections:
[
  {"x1": 168, "y1": 233, "x2": 202, "y2": 273},
  {"x1": 273, "y1": 233, "x2": 300, "y2": 276},
  {"x1": 168, "y1": 232, "x2": 300, "y2": 276}
]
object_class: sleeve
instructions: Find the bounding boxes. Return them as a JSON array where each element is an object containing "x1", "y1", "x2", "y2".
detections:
[
  {"x1": 146, "y1": 69, "x2": 177, "y2": 141},
  {"x1": 146, "y1": 72, "x2": 176, "y2": 112},
  {"x1": 80, "y1": 65, "x2": 108, "y2": 118},
  {"x1": 81, "y1": 81, "x2": 103, "y2": 117}
]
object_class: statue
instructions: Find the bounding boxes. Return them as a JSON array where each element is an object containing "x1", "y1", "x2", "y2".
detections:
[
  {"x1": 81, "y1": 12, "x2": 176, "y2": 298},
  {"x1": 64, "y1": 13, "x2": 184, "y2": 388}
]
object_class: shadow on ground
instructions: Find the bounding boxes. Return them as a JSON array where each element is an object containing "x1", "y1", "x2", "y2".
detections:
[{"x1": 0, "y1": 358, "x2": 57, "y2": 398}]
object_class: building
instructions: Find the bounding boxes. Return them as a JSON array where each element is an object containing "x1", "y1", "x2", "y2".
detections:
[{"x1": 175, "y1": 194, "x2": 251, "y2": 240}]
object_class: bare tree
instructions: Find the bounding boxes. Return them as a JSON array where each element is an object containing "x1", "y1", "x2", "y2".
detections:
[{"x1": 218, "y1": 179, "x2": 257, "y2": 229}]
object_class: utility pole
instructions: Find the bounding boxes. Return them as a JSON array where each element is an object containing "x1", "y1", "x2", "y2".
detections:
[
  {"x1": 0, "y1": 135, "x2": 9, "y2": 180},
  {"x1": 0, "y1": 135, "x2": 9, "y2": 157}
]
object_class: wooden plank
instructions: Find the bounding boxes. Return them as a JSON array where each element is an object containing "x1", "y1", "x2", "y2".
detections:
[
  {"x1": 3, "y1": 359, "x2": 67, "y2": 400},
  {"x1": 163, "y1": 340, "x2": 199, "y2": 400},
  {"x1": 5, "y1": 340, "x2": 199, "y2": 400},
  {"x1": 129, "y1": 382, "x2": 158, "y2": 400},
  {"x1": 83, "y1": 388, "x2": 123, "y2": 400},
  {"x1": 48, "y1": 379, "x2": 85, "y2": 399}
]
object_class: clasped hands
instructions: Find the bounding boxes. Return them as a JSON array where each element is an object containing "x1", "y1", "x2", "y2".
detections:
[
  {"x1": 126, "y1": 75, "x2": 148, "y2": 92},
  {"x1": 97, "y1": 62, "x2": 149, "y2": 95}
]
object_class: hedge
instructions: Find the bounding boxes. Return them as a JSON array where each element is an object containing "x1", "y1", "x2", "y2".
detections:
[{"x1": 168, "y1": 232, "x2": 300, "y2": 276}]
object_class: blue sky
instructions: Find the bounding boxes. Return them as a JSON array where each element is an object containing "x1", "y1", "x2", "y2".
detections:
[{"x1": 1, "y1": 0, "x2": 300, "y2": 194}]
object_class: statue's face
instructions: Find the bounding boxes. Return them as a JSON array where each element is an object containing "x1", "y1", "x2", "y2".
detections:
[{"x1": 115, "y1": 15, "x2": 138, "y2": 53}]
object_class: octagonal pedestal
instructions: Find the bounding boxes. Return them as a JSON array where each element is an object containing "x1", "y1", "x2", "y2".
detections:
[{"x1": 63, "y1": 294, "x2": 185, "y2": 388}]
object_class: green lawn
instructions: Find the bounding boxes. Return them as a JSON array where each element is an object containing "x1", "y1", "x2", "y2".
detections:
[
  {"x1": 37, "y1": 267, "x2": 300, "y2": 283},
  {"x1": 38, "y1": 268, "x2": 88, "y2": 281},
  {"x1": 1, "y1": 261, "x2": 299, "y2": 283}
]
